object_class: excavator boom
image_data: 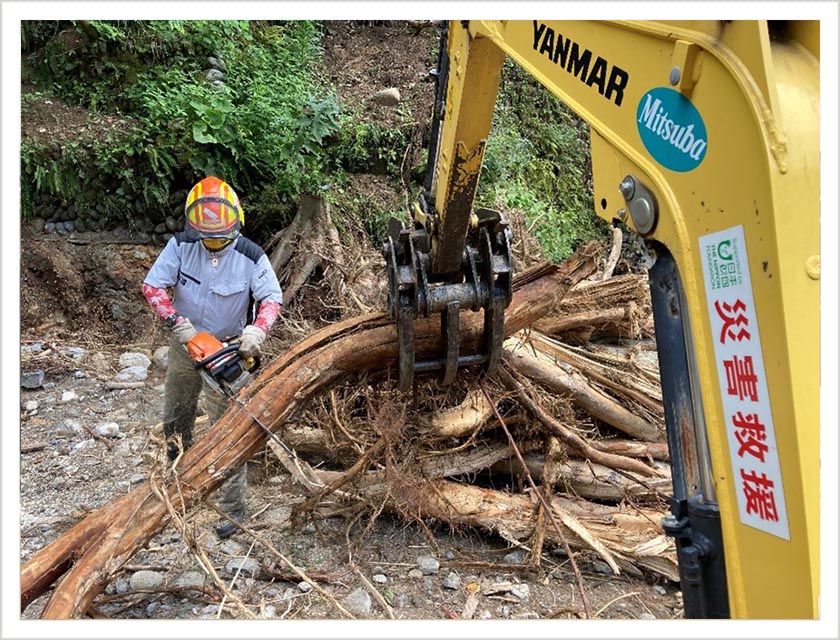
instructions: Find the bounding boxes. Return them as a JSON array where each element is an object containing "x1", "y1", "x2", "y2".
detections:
[{"x1": 383, "y1": 20, "x2": 820, "y2": 618}]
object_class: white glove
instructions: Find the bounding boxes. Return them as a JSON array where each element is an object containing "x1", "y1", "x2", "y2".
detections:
[
  {"x1": 171, "y1": 318, "x2": 198, "y2": 344},
  {"x1": 238, "y1": 325, "x2": 266, "y2": 358}
]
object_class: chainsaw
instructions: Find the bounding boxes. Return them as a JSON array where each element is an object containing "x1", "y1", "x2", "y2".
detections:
[
  {"x1": 184, "y1": 331, "x2": 306, "y2": 465},
  {"x1": 185, "y1": 331, "x2": 260, "y2": 398}
]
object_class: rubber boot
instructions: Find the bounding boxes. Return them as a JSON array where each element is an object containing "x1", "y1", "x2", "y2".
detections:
[{"x1": 214, "y1": 463, "x2": 248, "y2": 538}]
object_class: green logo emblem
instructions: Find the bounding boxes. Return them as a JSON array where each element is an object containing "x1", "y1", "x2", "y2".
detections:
[{"x1": 717, "y1": 240, "x2": 733, "y2": 261}]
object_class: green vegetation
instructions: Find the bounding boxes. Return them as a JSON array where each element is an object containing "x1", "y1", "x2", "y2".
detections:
[
  {"x1": 477, "y1": 60, "x2": 609, "y2": 261},
  {"x1": 21, "y1": 21, "x2": 602, "y2": 260},
  {"x1": 334, "y1": 117, "x2": 413, "y2": 176},
  {"x1": 21, "y1": 20, "x2": 337, "y2": 232}
]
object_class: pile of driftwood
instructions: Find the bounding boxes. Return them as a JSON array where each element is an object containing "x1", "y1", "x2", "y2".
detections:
[{"x1": 21, "y1": 239, "x2": 676, "y2": 619}]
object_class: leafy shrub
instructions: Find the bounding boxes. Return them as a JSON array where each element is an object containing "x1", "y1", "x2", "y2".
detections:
[
  {"x1": 476, "y1": 60, "x2": 608, "y2": 260},
  {"x1": 333, "y1": 117, "x2": 412, "y2": 177},
  {"x1": 20, "y1": 20, "x2": 335, "y2": 229}
]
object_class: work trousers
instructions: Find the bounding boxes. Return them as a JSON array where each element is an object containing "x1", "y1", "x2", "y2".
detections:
[{"x1": 162, "y1": 335, "x2": 248, "y2": 517}]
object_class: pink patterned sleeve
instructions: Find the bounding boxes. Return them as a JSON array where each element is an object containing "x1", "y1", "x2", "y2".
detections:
[
  {"x1": 253, "y1": 301, "x2": 281, "y2": 333},
  {"x1": 142, "y1": 283, "x2": 177, "y2": 321}
]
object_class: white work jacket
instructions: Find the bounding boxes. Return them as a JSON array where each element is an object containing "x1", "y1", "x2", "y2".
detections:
[{"x1": 144, "y1": 234, "x2": 283, "y2": 340}]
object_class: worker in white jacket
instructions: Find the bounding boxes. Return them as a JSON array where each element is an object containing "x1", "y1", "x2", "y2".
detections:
[{"x1": 143, "y1": 176, "x2": 283, "y2": 538}]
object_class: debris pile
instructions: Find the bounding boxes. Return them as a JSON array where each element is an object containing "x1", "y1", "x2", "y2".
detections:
[{"x1": 22, "y1": 240, "x2": 677, "y2": 620}]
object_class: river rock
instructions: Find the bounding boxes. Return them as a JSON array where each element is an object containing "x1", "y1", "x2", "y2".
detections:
[
  {"x1": 173, "y1": 571, "x2": 207, "y2": 590},
  {"x1": 116, "y1": 365, "x2": 148, "y2": 382},
  {"x1": 153, "y1": 346, "x2": 169, "y2": 370},
  {"x1": 342, "y1": 588, "x2": 372, "y2": 617},
  {"x1": 119, "y1": 352, "x2": 152, "y2": 370},
  {"x1": 63, "y1": 346, "x2": 86, "y2": 360},
  {"x1": 442, "y1": 572, "x2": 461, "y2": 590},
  {"x1": 372, "y1": 87, "x2": 401, "y2": 106},
  {"x1": 417, "y1": 555, "x2": 440, "y2": 575},
  {"x1": 95, "y1": 422, "x2": 121, "y2": 438},
  {"x1": 130, "y1": 570, "x2": 165, "y2": 591},
  {"x1": 21, "y1": 370, "x2": 45, "y2": 389}
]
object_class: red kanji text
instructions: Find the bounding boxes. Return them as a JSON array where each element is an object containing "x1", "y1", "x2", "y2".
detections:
[
  {"x1": 740, "y1": 469, "x2": 779, "y2": 522},
  {"x1": 724, "y1": 355, "x2": 759, "y2": 401},
  {"x1": 714, "y1": 299, "x2": 751, "y2": 344},
  {"x1": 732, "y1": 411, "x2": 769, "y2": 462}
]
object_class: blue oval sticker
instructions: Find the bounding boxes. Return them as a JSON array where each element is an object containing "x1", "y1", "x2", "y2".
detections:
[{"x1": 636, "y1": 87, "x2": 708, "y2": 172}]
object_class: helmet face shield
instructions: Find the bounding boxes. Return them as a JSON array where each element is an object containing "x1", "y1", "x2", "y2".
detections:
[{"x1": 201, "y1": 237, "x2": 234, "y2": 252}]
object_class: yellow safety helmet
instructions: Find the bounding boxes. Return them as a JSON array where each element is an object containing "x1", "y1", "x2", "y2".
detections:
[{"x1": 184, "y1": 176, "x2": 244, "y2": 241}]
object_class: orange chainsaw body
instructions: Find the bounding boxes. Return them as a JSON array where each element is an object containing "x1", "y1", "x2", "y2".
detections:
[
  {"x1": 185, "y1": 331, "x2": 226, "y2": 363},
  {"x1": 185, "y1": 331, "x2": 257, "y2": 396}
]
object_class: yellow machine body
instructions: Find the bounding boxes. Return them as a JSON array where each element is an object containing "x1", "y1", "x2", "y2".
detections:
[{"x1": 426, "y1": 20, "x2": 819, "y2": 618}]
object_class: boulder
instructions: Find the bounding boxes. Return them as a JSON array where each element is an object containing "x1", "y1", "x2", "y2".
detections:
[
  {"x1": 372, "y1": 87, "x2": 401, "y2": 106},
  {"x1": 21, "y1": 370, "x2": 45, "y2": 389},
  {"x1": 119, "y1": 352, "x2": 152, "y2": 370}
]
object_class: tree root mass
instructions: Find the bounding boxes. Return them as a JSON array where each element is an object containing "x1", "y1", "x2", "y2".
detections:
[{"x1": 21, "y1": 241, "x2": 677, "y2": 620}]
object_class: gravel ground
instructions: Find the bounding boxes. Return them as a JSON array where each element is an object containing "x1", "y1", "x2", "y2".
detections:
[{"x1": 18, "y1": 339, "x2": 683, "y2": 623}]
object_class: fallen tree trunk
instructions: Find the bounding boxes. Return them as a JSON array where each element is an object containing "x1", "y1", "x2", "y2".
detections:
[
  {"x1": 403, "y1": 479, "x2": 678, "y2": 582},
  {"x1": 21, "y1": 243, "x2": 600, "y2": 618},
  {"x1": 532, "y1": 303, "x2": 644, "y2": 343},
  {"x1": 491, "y1": 455, "x2": 672, "y2": 502},
  {"x1": 559, "y1": 273, "x2": 650, "y2": 314},
  {"x1": 307, "y1": 469, "x2": 677, "y2": 581},
  {"x1": 591, "y1": 438, "x2": 669, "y2": 461},
  {"x1": 494, "y1": 366, "x2": 662, "y2": 478},
  {"x1": 525, "y1": 332, "x2": 664, "y2": 422},
  {"x1": 504, "y1": 339, "x2": 664, "y2": 442}
]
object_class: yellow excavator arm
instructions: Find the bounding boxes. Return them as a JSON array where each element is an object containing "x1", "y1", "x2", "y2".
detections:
[{"x1": 382, "y1": 20, "x2": 819, "y2": 618}]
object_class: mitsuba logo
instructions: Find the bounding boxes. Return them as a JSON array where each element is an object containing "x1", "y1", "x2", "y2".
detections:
[
  {"x1": 636, "y1": 87, "x2": 708, "y2": 172},
  {"x1": 532, "y1": 21, "x2": 629, "y2": 107}
]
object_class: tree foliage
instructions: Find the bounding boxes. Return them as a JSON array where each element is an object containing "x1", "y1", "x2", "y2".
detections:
[
  {"x1": 477, "y1": 60, "x2": 608, "y2": 261},
  {"x1": 21, "y1": 20, "x2": 338, "y2": 231},
  {"x1": 21, "y1": 21, "x2": 602, "y2": 257}
]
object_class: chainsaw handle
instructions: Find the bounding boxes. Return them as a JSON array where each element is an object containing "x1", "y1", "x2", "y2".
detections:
[
  {"x1": 192, "y1": 343, "x2": 261, "y2": 374},
  {"x1": 245, "y1": 355, "x2": 261, "y2": 373},
  {"x1": 192, "y1": 344, "x2": 240, "y2": 370}
]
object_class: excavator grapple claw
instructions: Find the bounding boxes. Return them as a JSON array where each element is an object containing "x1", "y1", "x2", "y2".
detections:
[{"x1": 382, "y1": 209, "x2": 512, "y2": 391}]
